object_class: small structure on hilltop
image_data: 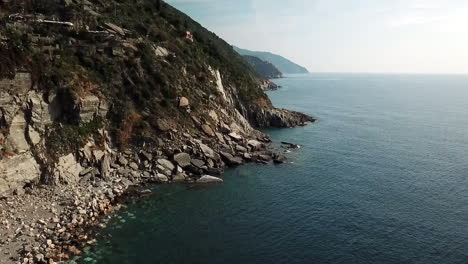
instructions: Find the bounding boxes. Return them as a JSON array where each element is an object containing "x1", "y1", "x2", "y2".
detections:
[{"x1": 185, "y1": 31, "x2": 194, "y2": 42}]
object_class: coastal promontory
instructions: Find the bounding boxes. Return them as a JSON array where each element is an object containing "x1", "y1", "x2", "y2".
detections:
[{"x1": 0, "y1": 0, "x2": 314, "y2": 262}]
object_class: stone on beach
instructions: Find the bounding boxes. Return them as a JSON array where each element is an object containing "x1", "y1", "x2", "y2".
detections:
[
  {"x1": 197, "y1": 175, "x2": 223, "y2": 184},
  {"x1": 173, "y1": 153, "x2": 191, "y2": 168}
]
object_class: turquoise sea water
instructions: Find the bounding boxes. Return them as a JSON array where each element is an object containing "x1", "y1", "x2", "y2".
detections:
[{"x1": 80, "y1": 73, "x2": 468, "y2": 264}]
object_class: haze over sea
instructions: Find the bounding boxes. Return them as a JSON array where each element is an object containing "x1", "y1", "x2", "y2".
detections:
[{"x1": 80, "y1": 73, "x2": 468, "y2": 264}]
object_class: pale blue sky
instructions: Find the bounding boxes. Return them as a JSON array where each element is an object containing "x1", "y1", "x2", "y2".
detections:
[{"x1": 166, "y1": 0, "x2": 468, "y2": 74}]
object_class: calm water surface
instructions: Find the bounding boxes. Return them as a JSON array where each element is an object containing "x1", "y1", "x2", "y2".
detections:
[{"x1": 79, "y1": 73, "x2": 468, "y2": 264}]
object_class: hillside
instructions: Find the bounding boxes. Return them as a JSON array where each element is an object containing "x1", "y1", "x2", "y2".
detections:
[
  {"x1": 0, "y1": 0, "x2": 314, "y2": 262},
  {"x1": 234, "y1": 46, "x2": 309, "y2": 74},
  {"x1": 243, "y1": 55, "x2": 283, "y2": 79}
]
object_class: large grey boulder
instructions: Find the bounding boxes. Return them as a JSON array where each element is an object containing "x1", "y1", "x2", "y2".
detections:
[
  {"x1": 199, "y1": 143, "x2": 216, "y2": 160},
  {"x1": 173, "y1": 153, "x2": 191, "y2": 168},
  {"x1": 220, "y1": 152, "x2": 243, "y2": 166},
  {"x1": 157, "y1": 159, "x2": 175, "y2": 172},
  {"x1": 155, "y1": 174, "x2": 169, "y2": 183},
  {"x1": 197, "y1": 175, "x2": 223, "y2": 184},
  {"x1": 0, "y1": 154, "x2": 41, "y2": 196},
  {"x1": 248, "y1": 140, "x2": 263, "y2": 150},
  {"x1": 191, "y1": 159, "x2": 206, "y2": 169},
  {"x1": 201, "y1": 124, "x2": 215, "y2": 137},
  {"x1": 172, "y1": 173, "x2": 186, "y2": 182},
  {"x1": 54, "y1": 154, "x2": 83, "y2": 184}
]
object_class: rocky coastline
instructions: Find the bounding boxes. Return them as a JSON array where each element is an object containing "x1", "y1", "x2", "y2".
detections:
[
  {"x1": 0, "y1": 108, "x2": 315, "y2": 264},
  {"x1": 0, "y1": 1, "x2": 317, "y2": 263}
]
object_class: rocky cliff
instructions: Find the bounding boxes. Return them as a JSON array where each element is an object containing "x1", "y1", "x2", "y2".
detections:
[
  {"x1": 234, "y1": 46, "x2": 309, "y2": 74},
  {"x1": 243, "y1": 55, "x2": 283, "y2": 79},
  {"x1": 0, "y1": 1, "x2": 315, "y2": 262},
  {"x1": 0, "y1": 0, "x2": 314, "y2": 197}
]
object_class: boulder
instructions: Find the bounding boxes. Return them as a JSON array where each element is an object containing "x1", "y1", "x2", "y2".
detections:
[
  {"x1": 155, "y1": 174, "x2": 169, "y2": 183},
  {"x1": 191, "y1": 159, "x2": 206, "y2": 169},
  {"x1": 140, "y1": 151, "x2": 153, "y2": 161},
  {"x1": 199, "y1": 143, "x2": 216, "y2": 160},
  {"x1": 156, "y1": 119, "x2": 171, "y2": 132},
  {"x1": 201, "y1": 124, "x2": 215, "y2": 137},
  {"x1": 129, "y1": 162, "x2": 139, "y2": 171},
  {"x1": 208, "y1": 110, "x2": 219, "y2": 123},
  {"x1": 156, "y1": 165, "x2": 172, "y2": 176},
  {"x1": 220, "y1": 152, "x2": 243, "y2": 166},
  {"x1": 0, "y1": 154, "x2": 41, "y2": 195},
  {"x1": 157, "y1": 159, "x2": 175, "y2": 172},
  {"x1": 258, "y1": 154, "x2": 273, "y2": 162},
  {"x1": 229, "y1": 132, "x2": 243, "y2": 141},
  {"x1": 179, "y1": 97, "x2": 189, "y2": 107},
  {"x1": 215, "y1": 132, "x2": 225, "y2": 143},
  {"x1": 248, "y1": 140, "x2": 263, "y2": 150},
  {"x1": 118, "y1": 156, "x2": 128, "y2": 166},
  {"x1": 172, "y1": 173, "x2": 186, "y2": 182},
  {"x1": 235, "y1": 144, "x2": 248, "y2": 153},
  {"x1": 273, "y1": 154, "x2": 288, "y2": 164},
  {"x1": 173, "y1": 152, "x2": 191, "y2": 168},
  {"x1": 54, "y1": 154, "x2": 83, "y2": 184},
  {"x1": 197, "y1": 175, "x2": 223, "y2": 184}
]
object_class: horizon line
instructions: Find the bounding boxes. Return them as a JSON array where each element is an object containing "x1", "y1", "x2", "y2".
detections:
[{"x1": 293, "y1": 71, "x2": 468, "y2": 76}]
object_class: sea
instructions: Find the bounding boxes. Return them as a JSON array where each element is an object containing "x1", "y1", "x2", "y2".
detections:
[{"x1": 77, "y1": 73, "x2": 468, "y2": 264}]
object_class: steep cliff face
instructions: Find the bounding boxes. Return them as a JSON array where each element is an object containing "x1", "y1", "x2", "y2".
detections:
[
  {"x1": 243, "y1": 55, "x2": 283, "y2": 79},
  {"x1": 234, "y1": 46, "x2": 309, "y2": 74},
  {"x1": 0, "y1": 0, "x2": 314, "y2": 196}
]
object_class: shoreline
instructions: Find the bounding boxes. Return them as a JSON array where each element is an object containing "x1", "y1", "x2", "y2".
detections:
[{"x1": 0, "y1": 118, "x2": 315, "y2": 264}]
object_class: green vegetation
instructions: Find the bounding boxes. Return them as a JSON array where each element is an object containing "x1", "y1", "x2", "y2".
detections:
[
  {"x1": 45, "y1": 118, "x2": 104, "y2": 159},
  {"x1": 0, "y1": 0, "x2": 273, "y2": 149},
  {"x1": 243, "y1": 55, "x2": 283, "y2": 79},
  {"x1": 234, "y1": 46, "x2": 309, "y2": 74}
]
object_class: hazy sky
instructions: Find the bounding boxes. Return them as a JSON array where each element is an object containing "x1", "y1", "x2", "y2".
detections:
[{"x1": 166, "y1": 0, "x2": 468, "y2": 74}]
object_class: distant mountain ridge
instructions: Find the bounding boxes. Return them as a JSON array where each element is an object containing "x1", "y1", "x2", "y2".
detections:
[
  {"x1": 243, "y1": 55, "x2": 283, "y2": 79},
  {"x1": 234, "y1": 46, "x2": 309, "y2": 74}
]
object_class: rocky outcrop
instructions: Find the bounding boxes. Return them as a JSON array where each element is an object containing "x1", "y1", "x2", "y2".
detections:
[
  {"x1": 244, "y1": 105, "x2": 315, "y2": 128},
  {"x1": 0, "y1": 153, "x2": 40, "y2": 195},
  {"x1": 78, "y1": 95, "x2": 108, "y2": 123}
]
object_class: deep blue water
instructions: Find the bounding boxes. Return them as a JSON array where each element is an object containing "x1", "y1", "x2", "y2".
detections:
[{"x1": 79, "y1": 73, "x2": 468, "y2": 264}]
